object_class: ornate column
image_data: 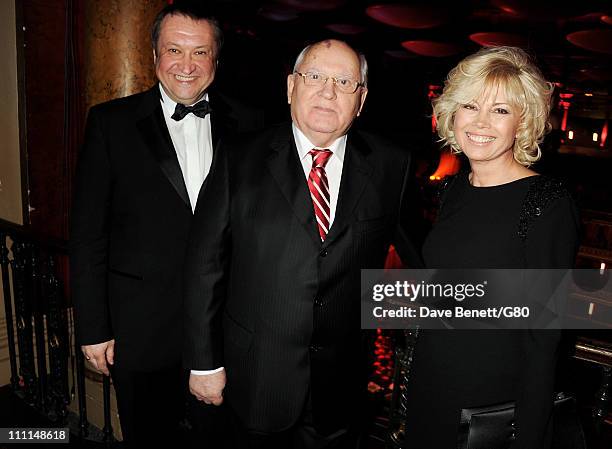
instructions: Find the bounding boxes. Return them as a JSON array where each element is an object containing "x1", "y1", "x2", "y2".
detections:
[{"x1": 84, "y1": 0, "x2": 166, "y2": 109}]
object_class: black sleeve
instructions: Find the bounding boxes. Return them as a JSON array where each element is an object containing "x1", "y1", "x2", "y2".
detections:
[
  {"x1": 512, "y1": 195, "x2": 579, "y2": 449},
  {"x1": 394, "y1": 151, "x2": 426, "y2": 269},
  {"x1": 182, "y1": 141, "x2": 231, "y2": 370},
  {"x1": 69, "y1": 107, "x2": 113, "y2": 345},
  {"x1": 525, "y1": 195, "x2": 580, "y2": 269}
]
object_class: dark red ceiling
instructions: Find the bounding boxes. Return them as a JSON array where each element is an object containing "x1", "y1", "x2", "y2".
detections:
[{"x1": 209, "y1": 0, "x2": 611, "y2": 115}]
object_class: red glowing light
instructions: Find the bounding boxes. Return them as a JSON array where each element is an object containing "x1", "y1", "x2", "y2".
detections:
[
  {"x1": 566, "y1": 30, "x2": 612, "y2": 55},
  {"x1": 469, "y1": 32, "x2": 527, "y2": 47},
  {"x1": 429, "y1": 150, "x2": 460, "y2": 182},
  {"x1": 366, "y1": 4, "x2": 448, "y2": 29},
  {"x1": 401, "y1": 40, "x2": 462, "y2": 57},
  {"x1": 559, "y1": 94, "x2": 572, "y2": 132}
]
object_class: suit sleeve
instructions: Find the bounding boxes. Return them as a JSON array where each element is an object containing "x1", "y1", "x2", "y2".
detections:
[
  {"x1": 69, "y1": 107, "x2": 113, "y2": 345},
  {"x1": 393, "y1": 151, "x2": 425, "y2": 269},
  {"x1": 512, "y1": 196, "x2": 579, "y2": 449},
  {"x1": 183, "y1": 141, "x2": 231, "y2": 370}
]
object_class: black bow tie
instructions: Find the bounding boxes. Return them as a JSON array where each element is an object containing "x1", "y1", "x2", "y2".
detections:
[{"x1": 171, "y1": 99, "x2": 212, "y2": 121}]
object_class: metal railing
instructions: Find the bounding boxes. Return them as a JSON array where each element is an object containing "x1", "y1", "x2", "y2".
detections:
[{"x1": 0, "y1": 217, "x2": 114, "y2": 444}]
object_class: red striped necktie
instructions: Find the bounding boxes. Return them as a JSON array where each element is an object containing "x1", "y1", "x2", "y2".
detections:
[{"x1": 308, "y1": 149, "x2": 333, "y2": 241}]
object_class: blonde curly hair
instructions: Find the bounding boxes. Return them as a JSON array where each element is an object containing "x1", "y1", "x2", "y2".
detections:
[{"x1": 433, "y1": 46, "x2": 554, "y2": 166}]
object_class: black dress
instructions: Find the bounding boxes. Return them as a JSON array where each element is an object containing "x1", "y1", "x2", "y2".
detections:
[{"x1": 403, "y1": 172, "x2": 579, "y2": 448}]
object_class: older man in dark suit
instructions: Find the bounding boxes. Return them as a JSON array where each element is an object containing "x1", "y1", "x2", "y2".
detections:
[
  {"x1": 184, "y1": 39, "x2": 420, "y2": 448},
  {"x1": 70, "y1": 4, "x2": 261, "y2": 445}
]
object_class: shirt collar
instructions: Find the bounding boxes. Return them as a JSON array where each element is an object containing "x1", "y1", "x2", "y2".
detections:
[
  {"x1": 292, "y1": 123, "x2": 346, "y2": 163},
  {"x1": 158, "y1": 84, "x2": 209, "y2": 119}
]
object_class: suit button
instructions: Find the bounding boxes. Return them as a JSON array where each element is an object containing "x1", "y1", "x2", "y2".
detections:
[
  {"x1": 309, "y1": 344, "x2": 321, "y2": 352},
  {"x1": 320, "y1": 249, "x2": 328, "y2": 258},
  {"x1": 314, "y1": 297, "x2": 323, "y2": 307}
]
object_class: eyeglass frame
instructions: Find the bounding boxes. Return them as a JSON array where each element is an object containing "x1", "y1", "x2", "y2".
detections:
[{"x1": 293, "y1": 71, "x2": 364, "y2": 94}]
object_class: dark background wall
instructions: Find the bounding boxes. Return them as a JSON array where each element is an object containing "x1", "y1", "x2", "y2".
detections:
[{"x1": 15, "y1": 0, "x2": 612, "y2": 241}]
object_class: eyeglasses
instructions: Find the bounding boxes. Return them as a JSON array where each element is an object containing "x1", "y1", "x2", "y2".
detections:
[{"x1": 294, "y1": 72, "x2": 363, "y2": 94}]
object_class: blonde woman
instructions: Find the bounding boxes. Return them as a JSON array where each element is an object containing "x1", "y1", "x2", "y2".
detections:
[{"x1": 403, "y1": 47, "x2": 580, "y2": 448}]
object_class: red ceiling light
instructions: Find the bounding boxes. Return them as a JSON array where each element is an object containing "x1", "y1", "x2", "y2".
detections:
[
  {"x1": 602, "y1": 15, "x2": 612, "y2": 25},
  {"x1": 401, "y1": 40, "x2": 463, "y2": 58},
  {"x1": 366, "y1": 4, "x2": 448, "y2": 29},
  {"x1": 469, "y1": 32, "x2": 527, "y2": 47},
  {"x1": 566, "y1": 30, "x2": 612, "y2": 54}
]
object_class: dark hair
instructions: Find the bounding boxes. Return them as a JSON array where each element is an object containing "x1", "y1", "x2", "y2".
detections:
[{"x1": 151, "y1": 3, "x2": 224, "y2": 57}]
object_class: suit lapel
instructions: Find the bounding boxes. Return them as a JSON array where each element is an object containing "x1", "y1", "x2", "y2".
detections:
[
  {"x1": 266, "y1": 126, "x2": 321, "y2": 246},
  {"x1": 136, "y1": 87, "x2": 190, "y2": 209},
  {"x1": 324, "y1": 132, "x2": 373, "y2": 246},
  {"x1": 209, "y1": 90, "x2": 239, "y2": 149}
]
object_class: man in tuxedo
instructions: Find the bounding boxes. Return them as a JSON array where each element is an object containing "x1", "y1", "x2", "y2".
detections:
[
  {"x1": 184, "y1": 39, "x2": 420, "y2": 448},
  {"x1": 70, "y1": 3, "x2": 261, "y2": 445}
]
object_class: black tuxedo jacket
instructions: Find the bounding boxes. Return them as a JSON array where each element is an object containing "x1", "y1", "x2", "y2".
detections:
[
  {"x1": 183, "y1": 123, "x2": 421, "y2": 433},
  {"x1": 70, "y1": 85, "x2": 262, "y2": 371}
]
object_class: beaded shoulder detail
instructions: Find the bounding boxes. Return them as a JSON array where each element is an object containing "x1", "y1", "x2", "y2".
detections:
[{"x1": 518, "y1": 176, "x2": 570, "y2": 241}]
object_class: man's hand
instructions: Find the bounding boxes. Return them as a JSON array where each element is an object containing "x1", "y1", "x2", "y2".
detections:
[
  {"x1": 189, "y1": 369, "x2": 226, "y2": 405},
  {"x1": 82, "y1": 340, "x2": 115, "y2": 376}
]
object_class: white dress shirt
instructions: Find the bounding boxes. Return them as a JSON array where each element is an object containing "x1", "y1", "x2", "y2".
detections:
[
  {"x1": 292, "y1": 124, "x2": 346, "y2": 227},
  {"x1": 159, "y1": 86, "x2": 221, "y2": 376},
  {"x1": 159, "y1": 85, "x2": 213, "y2": 212}
]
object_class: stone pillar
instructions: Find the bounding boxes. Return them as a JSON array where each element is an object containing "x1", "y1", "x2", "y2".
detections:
[{"x1": 84, "y1": 0, "x2": 166, "y2": 109}]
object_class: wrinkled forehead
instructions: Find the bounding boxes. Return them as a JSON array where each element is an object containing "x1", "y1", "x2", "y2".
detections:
[{"x1": 299, "y1": 42, "x2": 361, "y2": 77}]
